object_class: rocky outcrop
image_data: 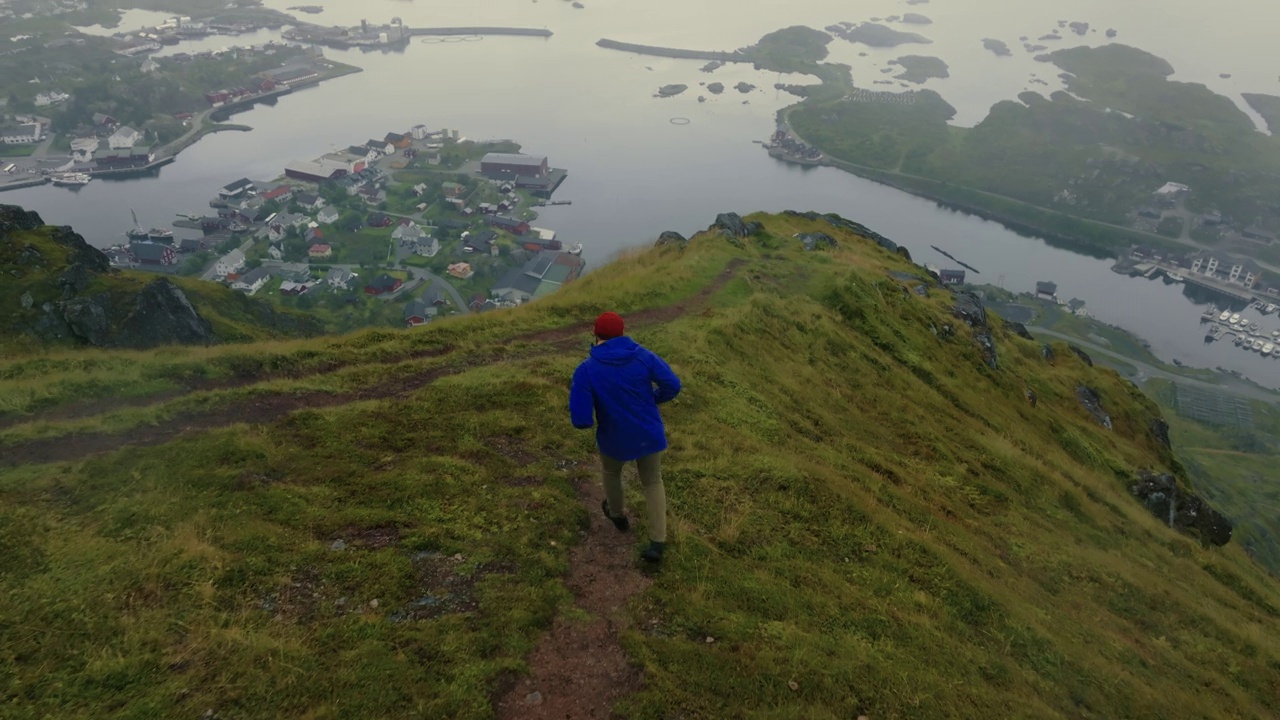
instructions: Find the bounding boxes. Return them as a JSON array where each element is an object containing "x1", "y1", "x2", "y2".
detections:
[
  {"x1": 1008, "y1": 322, "x2": 1034, "y2": 340},
  {"x1": 1041, "y1": 343, "x2": 1055, "y2": 362},
  {"x1": 1131, "y1": 471, "x2": 1233, "y2": 546},
  {"x1": 1075, "y1": 385, "x2": 1112, "y2": 429},
  {"x1": 953, "y1": 291, "x2": 997, "y2": 370},
  {"x1": 0, "y1": 204, "x2": 43, "y2": 234},
  {"x1": 797, "y1": 232, "x2": 838, "y2": 251},
  {"x1": 712, "y1": 212, "x2": 762, "y2": 240},
  {"x1": 655, "y1": 231, "x2": 688, "y2": 248},
  {"x1": 782, "y1": 211, "x2": 911, "y2": 261},
  {"x1": 1069, "y1": 344, "x2": 1093, "y2": 366},
  {"x1": 1150, "y1": 418, "x2": 1171, "y2": 449},
  {"x1": 60, "y1": 295, "x2": 112, "y2": 346},
  {"x1": 116, "y1": 278, "x2": 215, "y2": 349}
]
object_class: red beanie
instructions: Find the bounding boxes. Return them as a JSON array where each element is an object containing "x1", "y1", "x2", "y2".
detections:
[{"x1": 594, "y1": 312, "x2": 624, "y2": 339}]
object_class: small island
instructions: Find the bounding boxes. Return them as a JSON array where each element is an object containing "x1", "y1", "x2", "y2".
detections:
[
  {"x1": 901, "y1": 13, "x2": 933, "y2": 25},
  {"x1": 983, "y1": 38, "x2": 1012, "y2": 57},
  {"x1": 707, "y1": 82, "x2": 725, "y2": 95},
  {"x1": 890, "y1": 55, "x2": 950, "y2": 84},
  {"x1": 826, "y1": 22, "x2": 932, "y2": 48},
  {"x1": 657, "y1": 84, "x2": 688, "y2": 98}
]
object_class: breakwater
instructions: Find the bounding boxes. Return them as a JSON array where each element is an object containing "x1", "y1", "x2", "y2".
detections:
[
  {"x1": 596, "y1": 38, "x2": 745, "y2": 62},
  {"x1": 410, "y1": 27, "x2": 553, "y2": 37}
]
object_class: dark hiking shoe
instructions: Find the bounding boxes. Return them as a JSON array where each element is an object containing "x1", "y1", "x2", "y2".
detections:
[
  {"x1": 601, "y1": 499, "x2": 629, "y2": 532},
  {"x1": 641, "y1": 541, "x2": 665, "y2": 563}
]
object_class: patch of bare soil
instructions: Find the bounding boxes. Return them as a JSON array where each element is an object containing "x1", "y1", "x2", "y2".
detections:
[{"x1": 495, "y1": 470, "x2": 652, "y2": 720}]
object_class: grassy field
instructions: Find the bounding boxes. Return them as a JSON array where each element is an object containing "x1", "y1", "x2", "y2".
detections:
[{"x1": 3, "y1": 213, "x2": 1280, "y2": 718}]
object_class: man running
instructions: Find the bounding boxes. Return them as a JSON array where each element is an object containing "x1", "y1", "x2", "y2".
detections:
[{"x1": 569, "y1": 312, "x2": 682, "y2": 562}]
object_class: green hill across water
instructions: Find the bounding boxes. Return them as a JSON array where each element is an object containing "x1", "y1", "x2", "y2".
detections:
[{"x1": 1, "y1": 209, "x2": 1278, "y2": 719}]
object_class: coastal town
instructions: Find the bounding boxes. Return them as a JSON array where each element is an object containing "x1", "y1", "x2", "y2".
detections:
[{"x1": 98, "y1": 122, "x2": 580, "y2": 328}]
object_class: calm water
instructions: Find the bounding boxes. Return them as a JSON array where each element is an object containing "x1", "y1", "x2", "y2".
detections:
[{"x1": 12, "y1": 0, "x2": 1280, "y2": 387}]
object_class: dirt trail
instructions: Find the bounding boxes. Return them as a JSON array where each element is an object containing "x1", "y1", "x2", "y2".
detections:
[
  {"x1": 495, "y1": 472, "x2": 652, "y2": 720},
  {"x1": 0, "y1": 260, "x2": 745, "y2": 468}
]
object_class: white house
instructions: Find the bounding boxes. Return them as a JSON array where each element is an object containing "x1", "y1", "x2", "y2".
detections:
[
  {"x1": 326, "y1": 267, "x2": 355, "y2": 289},
  {"x1": 108, "y1": 125, "x2": 142, "y2": 150},
  {"x1": 317, "y1": 207, "x2": 340, "y2": 225},
  {"x1": 392, "y1": 221, "x2": 424, "y2": 243},
  {"x1": 232, "y1": 267, "x2": 272, "y2": 294},
  {"x1": 410, "y1": 124, "x2": 430, "y2": 140},
  {"x1": 414, "y1": 235, "x2": 440, "y2": 258},
  {"x1": 215, "y1": 248, "x2": 246, "y2": 277},
  {"x1": 34, "y1": 91, "x2": 70, "y2": 107}
]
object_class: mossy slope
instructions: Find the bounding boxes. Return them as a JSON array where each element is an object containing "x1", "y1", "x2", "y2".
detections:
[{"x1": 2, "y1": 213, "x2": 1278, "y2": 719}]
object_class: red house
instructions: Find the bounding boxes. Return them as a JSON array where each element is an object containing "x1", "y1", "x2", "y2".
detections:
[
  {"x1": 129, "y1": 242, "x2": 177, "y2": 266},
  {"x1": 364, "y1": 274, "x2": 403, "y2": 296},
  {"x1": 486, "y1": 215, "x2": 530, "y2": 236}
]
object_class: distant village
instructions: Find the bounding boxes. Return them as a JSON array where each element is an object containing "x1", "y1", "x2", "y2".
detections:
[{"x1": 106, "y1": 124, "x2": 582, "y2": 327}]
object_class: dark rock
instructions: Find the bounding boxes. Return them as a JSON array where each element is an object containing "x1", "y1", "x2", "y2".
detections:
[
  {"x1": 50, "y1": 226, "x2": 111, "y2": 273},
  {"x1": 1024, "y1": 389, "x2": 1038, "y2": 407},
  {"x1": 797, "y1": 232, "x2": 838, "y2": 251},
  {"x1": 17, "y1": 244, "x2": 44, "y2": 267},
  {"x1": 114, "y1": 278, "x2": 215, "y2": 349},
  {"x1": 911, "y1": 284, "x2": 928, "y2": 297},
  {"x1": 58, "y1": 262, "x2": 95, "y2": 299},
  {"x1": 33, "y1": 302, "x2": 73, "y2": 341},
  {"x1": 1069, "y1": 344, "x2": 1093, "y2": 366},
  {"x1": 19, "y1": 291, "x2": 33, "y2": 310},
  {"x1": 952, "y1": 291, "x2": 987, "y2": 328},
  {"x1": 953, "y1": 291, "x2": 998, "y2": 370},
  {"x1": 1150, "y1": 418, "x2": 1171, "y2": 449},
  {"x1": 655, "y1": 230, "x2": 688, "y2": 248},
  {"x1": 0, "y1": 204, "x2": 44, "y2": 234},
  {"x1": 712, "y1": 212, "x2": 761, "y2": 238},
  {"x1": 60, "y1": 296, "x2": 111, "y2": 346},
  {"x1": 1131, "y1": 471, "x2": 1233, "y2": 546},
  {"x1": 1041, "y1": 343, "x2": 1055, "y2": 362},
  {"x1": 1075, "y1": 385, "x2": 1112, "y2": 429},
  {"x1": 1008, "y1": 322, "x2": 1034, "y2": 340}
]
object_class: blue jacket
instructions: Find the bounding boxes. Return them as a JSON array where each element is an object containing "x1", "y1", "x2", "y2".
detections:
[{"x1": 569, "y1": 336, "x2": 681, "y2": 461}]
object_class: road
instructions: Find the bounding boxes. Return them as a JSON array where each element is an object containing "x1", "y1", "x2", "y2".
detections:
[{"x1": 1028, "y1": 326, "x2": 1278, "y2": 402}]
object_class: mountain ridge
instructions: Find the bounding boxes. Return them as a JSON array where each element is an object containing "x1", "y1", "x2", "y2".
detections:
[{"x1": 1, "y1": 210, "x2": 1277, "y2": 719}]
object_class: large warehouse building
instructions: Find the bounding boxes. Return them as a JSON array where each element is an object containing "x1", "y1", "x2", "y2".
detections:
[{"x1": 481, "y1": 152, "x2": 549, "y2": 178}]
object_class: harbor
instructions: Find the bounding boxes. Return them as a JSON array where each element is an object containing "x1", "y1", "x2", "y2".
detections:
[{"x1": 1200, "y1": 303, "x2": 1280, "y2": 357}]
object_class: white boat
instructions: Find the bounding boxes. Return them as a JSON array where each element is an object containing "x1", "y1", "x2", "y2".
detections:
[
  {"x1": 1166, "y1": 271, "x2": 1184, "y2": 282},
  {"x1": 1251, "y1": 322, "x2": 1261, "y2": 332},
  {"x1": 1234, "y1": 335, "x2": 1245, "y2": 346},
  {"x1": 51, "y1": 172, "x2": 91, "y2": 187},
  {"x1": 1230, "y1": 313, "x2": 1242, "y2": 324},
  {"x1": 568, "y1": 242, "x2": 583, "y2": 256},
  {"x1": 1219, "y1": 310, "x2": 1232, "y2": 322},
  {"x1": 1264, "y1": 343, "x2": 1275, "y2": 356},
  {"x1": 1267, "y1": 304, "x2": 1278, "y2": 314},
  {"x1": 1253, "y1": 340, "x2": 1265, "y2": 351}
]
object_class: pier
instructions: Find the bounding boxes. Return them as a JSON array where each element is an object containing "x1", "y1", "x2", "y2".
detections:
[
  {"x1": 0, "y1": 176, "x2": 50, "y2": 193},
  {"x1": 596, "y1": 38, "x2": 745, "y2": 62},
  {"x1": 411, "y1": 27, "x2": 553, "y2": 38}
]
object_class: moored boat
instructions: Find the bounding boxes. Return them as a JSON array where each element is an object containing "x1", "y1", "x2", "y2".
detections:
[
  {"x1": 1252, "y1": 340, "x2": 1265, "y2": 352},
  {"x1": 1219, "y1": 310, "x2": 1231, "y2": 322},
  {"x1": 1251, "y1": 321, "x2": 1261, "y2": 332},
  {"x1": 1230, "y1": 313, "x2": 1242, "y2": 324},
  {"x1": 1234, "y1": 335, "x2": 1245, "y2": 346},
  {"x1": 148, "y1": 227, "x2": 174, "y2": 242},
  {"x1": 125, "y1": 228, "x2": 149, "y2": 241},
  {"x1": 1264, "y1": 343, "x2": 1275, "y2": 356},
  {"x1": 1166, "y1": 271, "x2": 1184, "y2": 282},
  {"x1": 568, "y1": 242, "x2": 583, "y2": 256},
  {"x1": 51, "y1": 172, "x2": 92, "y2": 187}
]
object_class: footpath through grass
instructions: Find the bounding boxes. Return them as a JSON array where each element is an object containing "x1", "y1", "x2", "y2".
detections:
[{"x1": 3, "y1": 214, "x2": 1280, "y2": 719}]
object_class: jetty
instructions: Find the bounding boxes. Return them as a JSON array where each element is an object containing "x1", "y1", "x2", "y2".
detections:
[
  {"x1": 411, "y1": 27, "x2": 553, "y2": 38},
  {"x1": 596, "y1": 38, "x2": 745, "y2": 62}
]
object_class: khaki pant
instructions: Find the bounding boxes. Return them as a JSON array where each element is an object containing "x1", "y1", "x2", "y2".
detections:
[{"x1": 601, "y1": 452, "x2": 666, "y2": 543}]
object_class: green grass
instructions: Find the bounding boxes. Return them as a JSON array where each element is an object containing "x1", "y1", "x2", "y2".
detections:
[
  {"x1": 0, "y1": 144, "x2": 38, "y2": 158},
  {"x1": 3, "y1": 214, "x2": 1280, "y2": 718}
]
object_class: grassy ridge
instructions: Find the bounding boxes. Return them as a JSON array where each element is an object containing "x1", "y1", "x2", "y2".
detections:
[{"x1": 2, "y1": 214, "x2": 1279, "y2": 718}]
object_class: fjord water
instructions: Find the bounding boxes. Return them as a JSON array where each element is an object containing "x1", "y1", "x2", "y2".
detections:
[{"x1": 11, "y1": 0, "x2": 1280, "y2": 385}]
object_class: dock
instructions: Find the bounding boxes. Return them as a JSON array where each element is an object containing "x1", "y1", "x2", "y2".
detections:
[
  {"x1": 411, "y1": 27, "x2": 553, "y2": 38},
  {"x1": 0, "y1": 176, "x2": 50, "y2": 193}
]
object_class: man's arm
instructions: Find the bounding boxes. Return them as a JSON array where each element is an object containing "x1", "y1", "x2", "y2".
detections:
[
  {"x1": 569, "y1": 363, "x2": 595, "y2": 429},
  {"x1": 647, "y1": 351, "x2": 682, "y2": 404}
]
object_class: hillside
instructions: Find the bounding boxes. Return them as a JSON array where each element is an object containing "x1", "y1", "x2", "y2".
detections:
[
  {"x1": 0, "y1": 204, "x2": 322, "y2": 356},
  {"x1": 2, "y1": 212, "x2": 1279, "y2": 719}
]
